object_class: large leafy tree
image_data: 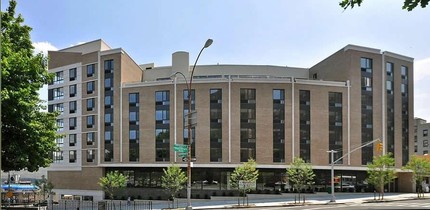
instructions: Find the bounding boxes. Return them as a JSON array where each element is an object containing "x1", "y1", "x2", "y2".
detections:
[
  {"x1": 366, "y1": 153, "x2": 396, "y2": 200},
  {"x1": 1, "y1": 0, "x2": 58, "y2": 172},
  {"x1": 340, "y1": 0, "x2": 429, "y2": 11},
  {"x1": 98, "y1": 171, "x2": 127, "y2": 200},
  {"x1": 287, "y1": 157, "x2": 315, "y2": 204},
  {"x1": 230, "y1": 158, "x2": 259, "y2": 206},
  {"x1": 403, "y1": 155, "x2": 430, "y2": 198},
  {"x1": 161, "y1": 164, "x2": 187, "y2": 208}
]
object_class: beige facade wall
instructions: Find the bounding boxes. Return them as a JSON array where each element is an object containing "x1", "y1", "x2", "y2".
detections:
[{"x1": 49, "y1": 167, "x2": 103, "y2": 190}]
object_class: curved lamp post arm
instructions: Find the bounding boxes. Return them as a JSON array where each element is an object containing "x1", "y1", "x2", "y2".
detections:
[{"x1": 189, "y1": 39, "x2": 213, "y2": 91}]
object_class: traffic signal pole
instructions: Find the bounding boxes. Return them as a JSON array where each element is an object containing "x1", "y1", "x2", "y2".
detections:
[{"x1": 327, "y1": 138, "x2": 381, "y2": 202}]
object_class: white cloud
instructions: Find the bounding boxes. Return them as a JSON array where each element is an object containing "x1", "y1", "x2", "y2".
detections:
[
  {"x1": 414, "y1": 56, "x2": 430, "y2": 121},
  {"x1": 32, "y1": 41, "x2": 58, "y2": 56}
]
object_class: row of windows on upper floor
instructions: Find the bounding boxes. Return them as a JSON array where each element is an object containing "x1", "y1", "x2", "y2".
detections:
[
  {"x1": 53, "y1": 149, "x2": 96, "y2": 163},
  {"x1": 51, "y1": 60, "x2": 114, "y2": 85}
]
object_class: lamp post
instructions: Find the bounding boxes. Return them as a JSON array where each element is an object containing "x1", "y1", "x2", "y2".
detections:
[{"x1": 172, "y1": 39, "x2": 213, "y2": 210}]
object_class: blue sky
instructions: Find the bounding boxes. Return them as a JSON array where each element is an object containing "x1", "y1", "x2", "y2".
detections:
[{"x1": 2, "y1": 0, "x2": 430, "y2": 120}]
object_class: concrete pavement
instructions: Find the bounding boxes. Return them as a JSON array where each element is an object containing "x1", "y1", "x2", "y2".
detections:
[{"x1": 192, "y1": 193, "x2": 426, "y2": 209}]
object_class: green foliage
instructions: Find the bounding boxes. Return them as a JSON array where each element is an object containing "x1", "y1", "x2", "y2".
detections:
[
  {"x1": 403, "y1": 155, "x2": 430, "y2": 198},
  {"x1": 161, "y1": 164, "x2": 187, "y2": 200},
  {"x1": 1, "y1": 0, "x2": 59, "y2": 172},
  {"x1": 35, "y1": 175, "x2": 54, "y2": 200},
  {"x1": 287, "y1": 157, "x2": 315, "y2": 194},
  {"x1": 366, "y1": 153, "x2": 396, "y2": 200},
  {"x1": 340, "y1": 0, "x2": 429, "y2": 11},
  {"x1": 230, "y1": 159, "x2": 259, "y2": 192},
  {"x1": 98, "y1": 171, "x2": 127, "y2": 200}
]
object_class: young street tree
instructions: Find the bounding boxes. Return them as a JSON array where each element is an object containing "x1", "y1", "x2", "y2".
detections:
[
  {"x1": 1, "y1": 0, "x2": 59, "y2": 172},
  {"x1": 35, "y1": 175, "x2": 55, "y2": 200},
  {"x1": 403, "y1": 155, "x2": 430, "y2": 198},
  {"x1": 98, "y1": 171, "x2": 127, "y2": 200},
  {"x1": 366, "y1": 153, "x2": 396, "y2": 200},
  {"x1": 340, "y1": 0, "x2": 429, "y2": 11},
  {"x1": 287, "y1": 157, "x2": 315, "y2": 204},
  {"x1": 161, "y1": 164, "x2": 187, "y2": 208},
  {"x1": 230, "y1": 158, "x2": 259, "y2": 206}
]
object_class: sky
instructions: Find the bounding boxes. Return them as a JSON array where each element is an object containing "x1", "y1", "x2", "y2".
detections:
[{"x1": 2, "y1": 0, "x2": 430, "y2": 120}]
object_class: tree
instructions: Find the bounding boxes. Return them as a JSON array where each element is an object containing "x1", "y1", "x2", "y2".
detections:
[
  {"x1": 161, "y1": 164, "x2": 187, "y2": 208},
  {"x1": 230, "y1": 159, "x2": 259, "y2": 206},
  {"x1": 287, "y1": 157, "x2": 315, "y2": 204},
  {"x1": 403, "y1": 155, "x2": 430, "y2": 198},
  {"x1": 366, "y1": 153, "x2": 396, "y2": 200},
  {"x1": 35, "y1": 175, "x2": 54, "y2": 200},
  {"x1": 1, "y1": 0, "x2": 59, "y2": 172},
  {"x1": 98, "y1": 171, "x2": 127, "y2": 200},
  {"x1": 340, "y1": 0, "x2": 429, "y2": 11}
]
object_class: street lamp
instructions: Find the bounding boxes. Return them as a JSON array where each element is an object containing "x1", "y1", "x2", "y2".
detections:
[{"x1": 171, "y1": 39, "x2": 213, "y2": 210}]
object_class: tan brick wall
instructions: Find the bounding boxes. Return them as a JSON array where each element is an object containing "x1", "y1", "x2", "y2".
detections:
[{"x1": 48, "y1": 167, "x2": 103, "y2": 190}]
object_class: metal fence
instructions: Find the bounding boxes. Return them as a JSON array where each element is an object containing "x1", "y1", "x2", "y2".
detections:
[{"x1": 47, "y1": 200, "x2": 152, "y2": 210}]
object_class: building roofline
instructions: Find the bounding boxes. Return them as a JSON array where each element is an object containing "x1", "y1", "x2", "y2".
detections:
[
  {"x1": 343, "y1": 44, "x2": 381, "y2": 54},
  {"x1": 383, "y1": 51, "x2": 414, "y2": 62},
  {"x1": 58, "y1": 39, "x2": 111, "y2": 52}
]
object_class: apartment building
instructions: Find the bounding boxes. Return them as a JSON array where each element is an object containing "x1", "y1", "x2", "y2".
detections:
[
  {"x1": 414, "y1": 118, "x2": 430, "y2": 155},
  {"x1": 47, "y1": 40, "x2": 414, "y2": 201}
]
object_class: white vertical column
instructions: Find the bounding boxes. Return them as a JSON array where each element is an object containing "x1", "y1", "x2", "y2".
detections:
[
  {"x1": 173, "y1": 77, "x2": 177, "y2": 162},
  {"x1": 381, "y1": 53, "x2": 386, "y2": 155},
  {"x1": 228, "y1": 75, "x2": 232, "y2": 163},
  {"x1": 97, "y1": 52, "x2": 101, "y2": 165},
  {"x1": 120, "y1": 83, "x2": 123, "y2": 163},
  {"x1": 347, "y1": 80, "x2": 351, "y2": 165},
  {"x1": 291, "y1": 77, "x2": 295, "y2": 159}
]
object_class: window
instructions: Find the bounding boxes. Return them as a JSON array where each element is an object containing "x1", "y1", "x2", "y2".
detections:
[
  {"x1": 69, "y1": 68, "x2": 77, "y2": 81},
  {"x1": 87, "y1": 64, "x2": 95, "y2": 77},
  {"x1": 155, "y1": 91, "x2": 170, "y2": 105},
  {"x1": 53, "y1": 87, "x2": 64, "y2": 100},
  {"x1": 87, "y1": 132, "x2": 95, "y2": 145},
  {"x1": 104, "y1": 78, "x2": 112, "y2": 90},
  {"x1": 69, "y1": 117, "x2": 76, "y2": 130},
  {"x1": 69, "y1": 101, "x2": 77, "y2": 114},
  {"x1": 69, "y1": 134, "x2": 76, "y2": 146},
  {"x1": 424, "y1": 129, "x2": 429, "y2": 137},
  {"x1": 105, "y1": 131, "x2": 112, "y2": 143},
  {"x1": 105, "y1": 95, "x2": 113, "y2": 107},
  {"x1": 54, "y1": 103, "x2": 64, "y2": 115},
  {"x1": 87, "y1": 98, "x2": 95, "y2": 111},
  {"x1": 87, "y1": 150, "x2": 95, "y2": 162},
  {"x1": 424, "y1": 150, "x2": 429, "y2": 155},
  {"x1": 105, "y1": 113, "x2": 112, "y2": 125},
  {"x1": 69, "y1": 150, "x2": 76, "y2": 163},
  {"x1": 87, "y1": 81, "x2": 95, "y2": 94},
  {"x1": 69, "y1": 84, "x2": 77, "y2": 97},
  {"x1": 129, "y1": 130, "x2": 139, "y2": 143},
  {"x1": 87, "y1": 115, "x2": 94, "y2": 128},
  {"x1": 424, "y1": 140, "x2": 429, "y2": 147},
  {"x1": 129, "y1": 93, "x2": 139, "y2": 106},
  {"x1": 104, "y1": 59, "x2": 114, "y2": 73},
  {"x1": 53, "y1": 151, "x2": 63, "y2": 163},
  {"x1": 360, "y1": 57, "x2": 372, "y2": 72},
  {"x1": 183, "y1": 89, "x2": 195, "y2": 104},
  {"x1": 156, "y1": 110, "x2": 169, "y2": 124},
  {"x1": 55, "y1": 137, "x2": 64, "y2": 147},
  {"x1": 54, "y1": 71, "x2": 64, "y2": 84},
  {"x1": 56, "y1": 119, "x2": 64, "y2": 131},
  {"x1": 129, "y1": 111, "x2": 139, "y2": 124}
]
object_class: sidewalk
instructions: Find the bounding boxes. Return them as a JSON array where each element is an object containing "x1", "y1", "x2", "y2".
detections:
[{"x1": 194, "y1": 193, "x2": 424, "y2": 209}]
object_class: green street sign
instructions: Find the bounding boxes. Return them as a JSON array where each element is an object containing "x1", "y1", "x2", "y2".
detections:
[
  {"x1": 174, "y1": 144, "x2": 188, "y2": 153},
  {"x1": 178, "y1": 152, "x2": 188, "y2": 157}
]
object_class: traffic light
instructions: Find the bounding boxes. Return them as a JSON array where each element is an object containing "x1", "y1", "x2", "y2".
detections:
[{"x1": 376, "y1": 143, "x2": 383, "y2": 152}]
